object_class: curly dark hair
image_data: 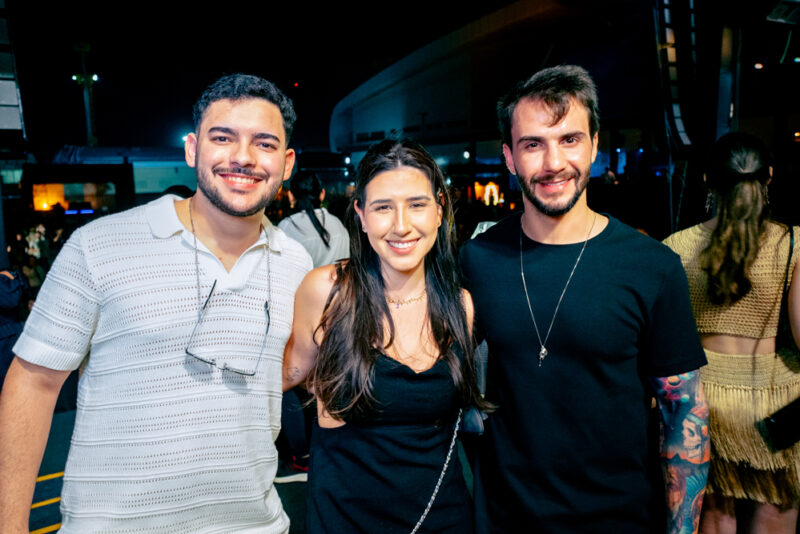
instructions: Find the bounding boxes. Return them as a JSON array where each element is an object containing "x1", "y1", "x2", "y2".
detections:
[{"x1": 192, "y1": 73, "x2": 296, "y2": 143}]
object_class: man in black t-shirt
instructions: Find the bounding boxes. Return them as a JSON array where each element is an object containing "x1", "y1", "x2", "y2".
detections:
[{"x1": 460, "y1": 65, "x2": 709, "y2": 533}]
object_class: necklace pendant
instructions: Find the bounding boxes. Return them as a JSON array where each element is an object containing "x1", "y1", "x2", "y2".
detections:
[{"x1": 538, "y1": 346, "x2": 548, "y2": 367}]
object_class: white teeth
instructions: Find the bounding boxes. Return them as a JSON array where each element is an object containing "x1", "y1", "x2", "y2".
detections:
[
  {"x1": 389, "y1": 240, "x2": 417, "y2": 249},
  {"x1": 226, "y1": 176, "x2": 257, "y2": 184}
]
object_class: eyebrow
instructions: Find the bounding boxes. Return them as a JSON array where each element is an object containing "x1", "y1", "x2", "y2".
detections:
[
  {"x1": 207, "y1": 126, "x2": 236, "y2": 136},
  {"x1": 253, "y1": 132, "x2": 282, "y2": 143},
  {"x1": 516, "y1": 131, "x2": 586, "y2": 146},
  {"x1": 516, "y1": 135, "x2": 544, "y2": 147},
  {"x1": 368, "y1": 194, "x2": 432, "y2": 207},
  {"x1": 207, "y1": 127, "x2": 281, "y2": 143}
]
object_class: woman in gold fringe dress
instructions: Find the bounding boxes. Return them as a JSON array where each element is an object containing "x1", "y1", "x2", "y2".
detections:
[{"x1": 664, "y1": 132, "x2": 800, "y2": 534}]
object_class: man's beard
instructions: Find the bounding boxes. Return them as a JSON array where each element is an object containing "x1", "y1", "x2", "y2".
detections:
[
  {"x1": 517, "y1": 167, "x2": 590, "y2": 217},
  {"x1": 196, "y1": 165, "x2": 281, "y2": 217}
]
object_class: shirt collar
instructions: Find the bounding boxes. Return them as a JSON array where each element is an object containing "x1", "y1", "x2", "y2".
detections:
[
  {"x1": 146, "y1": 194, "x2": 183, "y2": 239},
  {"x1": 145, "y1": 193, "x2": 285, "y2": 252}
]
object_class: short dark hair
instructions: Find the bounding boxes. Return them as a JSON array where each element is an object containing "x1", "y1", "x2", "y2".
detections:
[
  {"x1": 497, "y1": 65, "x2": 600, "y2": 148},
  {"x1": 192, "y1": 74, "x2": 297, "y2": 144}
]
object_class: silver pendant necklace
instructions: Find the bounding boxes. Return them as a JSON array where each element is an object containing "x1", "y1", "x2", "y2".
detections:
[{"x1": 519, "y1": 214, "x2": 596, "y2": 367}]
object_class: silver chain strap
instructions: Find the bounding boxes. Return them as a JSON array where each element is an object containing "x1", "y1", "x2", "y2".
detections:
[{"x1": 410, "y1": 408, "x2": 462, "y2": 534}]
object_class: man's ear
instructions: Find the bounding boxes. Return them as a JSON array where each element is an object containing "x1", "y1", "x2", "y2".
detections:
[
  {"x1": 184, "y1": 133, "x2": 198, "y2": 168},
  {"x1": 502, "y1": 144, "x2": 516, "y2": 175},
  {"x1": 282, "y1": 148, "x2": 296, "y2": 181}
]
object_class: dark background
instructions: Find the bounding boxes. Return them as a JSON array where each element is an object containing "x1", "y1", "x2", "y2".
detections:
[
  {"x1": 4, "y1": 0, "x2": 799, "y2": 232},
  {"x1": 6, "y1": 1, "x2": 516, "y2": 156}
]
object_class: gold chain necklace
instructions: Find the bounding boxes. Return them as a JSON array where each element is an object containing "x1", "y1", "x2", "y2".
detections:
[
  {"x1": 519, "y1": 213, "x2": 596, "y2": 367},
  {"x1": 386, "y1": 289, "x2": 426, "y2": 309}
]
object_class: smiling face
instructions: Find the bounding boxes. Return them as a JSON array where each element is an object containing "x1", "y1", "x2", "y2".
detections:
[
  {"x1": 185, "y1": 97, "x2": 295, "y2": 218},
  {"x1": 354, "y1": 166, "x2": 443, "y2": 282},
  {"x1": 503, "y1": 97, "x2": 597, "y2": 217}
]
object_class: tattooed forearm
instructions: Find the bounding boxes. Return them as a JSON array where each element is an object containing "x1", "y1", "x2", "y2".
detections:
[
  {"x1": 282, "y1": 362, "x2": 308, "y2": 391},
  {"x1": 284, "y1": 366, "x2": 301, "y2": 383},
  {"x1": 649, "y1": 371, "x2": 710, "y2": 534}
]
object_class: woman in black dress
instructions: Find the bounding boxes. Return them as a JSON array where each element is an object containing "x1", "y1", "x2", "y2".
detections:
[{"x1": 283, "y1": 139, "x2": 489, "y2": 533}]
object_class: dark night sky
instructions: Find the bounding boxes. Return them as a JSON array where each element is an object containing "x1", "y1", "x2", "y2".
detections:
[
  {"x1": 7, "y1": 1, "x2": 798, "y2": 164},
  {"x1": 7, "y1": 1, "x2": 516, "y2": 159}
]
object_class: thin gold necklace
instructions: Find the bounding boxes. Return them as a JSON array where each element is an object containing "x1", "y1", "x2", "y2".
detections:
[
  {"x1": 386, "y1": 289, "x2": 426, "y2": 309},
  {"x1": 519, "y1": 213, "x2": 596, "y2": 367}
]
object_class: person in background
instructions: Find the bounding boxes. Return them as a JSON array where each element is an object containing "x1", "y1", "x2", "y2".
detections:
[
  {"x1": 162, "y1": 184, "x2": 194, "y2": 199},
  {"x1": 0, "y1": 269, "x2": 23, "y2": 391},
  {"x1": 20, "y1": 255, "x2": 44, "y2": 298},
  {"x1": 50, "y1": 227, "x2": 66, "y2": 260},
  {"x1": 664, "y1": 132, "x2": 800, "y2": 534},
  {"x1": 23, "y1": 226, "x2": 41, "y2": 260},
  {"x1": 8, "y1": 232, "x2": 27, "y2": 273},
  {"x1": 276, "y1": 171, "x2": 350, "y2": 482},
  {"x1": 34, "y1": 224, "x2": 51, "y2": 268},
  {"x1": 279, "y1": 170, "x2": 349, "y2": 269},
  {"x1": 283, "y1": 139, "x2": 490, "y2": 533}
]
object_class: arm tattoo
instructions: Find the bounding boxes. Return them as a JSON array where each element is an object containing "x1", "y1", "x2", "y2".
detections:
[
  {"x1": 649, "y1": 371, "x2": 710, "y2": 534},
  {"x1": 284, "y1": 366, "x2": 301, "y2": 381}
]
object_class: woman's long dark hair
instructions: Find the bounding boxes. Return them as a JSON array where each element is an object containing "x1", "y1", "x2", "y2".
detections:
[
  {"x1": 289, "y1": 171, "x2": 330, "y2": 248},
  {"x1": 701, "y1": 132, "x2": 773, "y2": 305},
  {"x1": 309, "y1": 139, "x2": 490, "y2": 420}
]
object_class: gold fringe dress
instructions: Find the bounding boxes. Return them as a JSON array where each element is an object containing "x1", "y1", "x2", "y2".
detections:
[{"x1": 664, "y1": 221, "x2": 800, "y2": 505}]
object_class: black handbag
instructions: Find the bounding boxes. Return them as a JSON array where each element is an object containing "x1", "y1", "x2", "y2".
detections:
[
  {"x1": 460, "y1": 340, "x2": 488, "y2": 435},
  {"x1": 756, "y1": 226, "x2": 800, "y2": 452},
  {"x1": 757, "y1": 398, "x2": 800, "y2": 452}
]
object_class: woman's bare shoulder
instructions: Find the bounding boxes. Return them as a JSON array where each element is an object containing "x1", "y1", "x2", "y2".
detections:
[{"x1": 297, "y1": 262, "x2": 347, "y2": 310}]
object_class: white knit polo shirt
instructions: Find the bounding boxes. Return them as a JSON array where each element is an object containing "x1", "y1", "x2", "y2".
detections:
[{"x1": 14, "y1": 195, "x2": 312, "y2": 534}]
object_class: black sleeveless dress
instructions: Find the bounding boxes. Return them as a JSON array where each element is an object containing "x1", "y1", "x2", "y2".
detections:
[{"x1": 307, "y1": 353, "x2": 472, "y2": 533}]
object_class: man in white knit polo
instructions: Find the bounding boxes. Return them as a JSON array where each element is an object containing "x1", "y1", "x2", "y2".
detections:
[{"x1": 0, "y1": 74, "x2": 312, "y2": 533}]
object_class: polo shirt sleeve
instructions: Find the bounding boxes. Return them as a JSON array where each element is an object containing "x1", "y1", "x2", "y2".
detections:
[
  {"x1": 644, "y1": 251, "x2": 707, "y2": 377},
  {"x1": 13, "y1": 229, "x2": 100, "y2": 371}
]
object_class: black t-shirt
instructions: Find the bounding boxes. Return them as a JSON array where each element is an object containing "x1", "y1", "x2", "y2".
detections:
[{"x1": 460, "y1": 214, "x2": 706, "y2": 534}]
